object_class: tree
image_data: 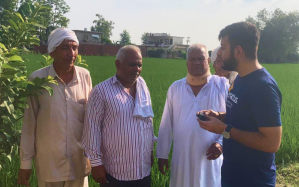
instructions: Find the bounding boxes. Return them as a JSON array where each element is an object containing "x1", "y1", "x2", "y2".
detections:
[
  {"x1": 0, "y1": 0, "x2": 19, "y2": 26},
  {"x1": 0, "y1": 0, "x2": 70, "y2": 44},
  {"x1": 141, "y1": 33, "x2": 147, "y2": 45},
  {"x1": 120, "y1": 30, "x2": 131, "y2": 45},
  {"x1": 36, "y1": 0, "x2": 70, "y2": 44},
  {"x1": 0, "y1": 1, "x2": 56, "y2": 169},
  {"x1": 91, "y1": 14, "x2": 115, "y2": 43},
  {"x1": 246, "y1": 8, "x2": 299, "y2": 63}
]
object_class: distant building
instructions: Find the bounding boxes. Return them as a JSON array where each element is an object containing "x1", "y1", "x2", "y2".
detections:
[
  {"x1": 145, "y1": 33, "x2": 184, "y2": 46},
  {"x1": 73, "y1": 30, "x2": 102, "y2": 45}
]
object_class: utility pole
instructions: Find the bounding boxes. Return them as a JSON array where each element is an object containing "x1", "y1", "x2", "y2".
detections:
[{"x1": 186, "y1": 37, "x2": 190, "y2": 45}]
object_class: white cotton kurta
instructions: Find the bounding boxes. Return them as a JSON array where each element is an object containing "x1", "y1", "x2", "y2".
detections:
[{"x1": 156, "y1": 75, "x2": 229, "y2": 187}]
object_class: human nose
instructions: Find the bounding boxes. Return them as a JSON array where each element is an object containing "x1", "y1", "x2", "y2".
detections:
[{"x1": 67, "y1": 48, "x2": 76, "y2": 57}]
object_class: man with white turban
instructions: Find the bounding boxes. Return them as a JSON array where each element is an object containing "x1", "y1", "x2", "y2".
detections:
[
  {"x1": 18, "y1": 28, "x2": 92, "y2": 187},
  {"x1": 211, "y1": 46, "x2": 238, "y2": 85},
  {"x1": 157, "y1": 44, "x2": 229, "y2": 187}
]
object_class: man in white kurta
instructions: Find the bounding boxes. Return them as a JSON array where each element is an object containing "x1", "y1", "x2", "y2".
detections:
[{"x1": 156, "y1": 44, "x2": 229, "y2": 187}]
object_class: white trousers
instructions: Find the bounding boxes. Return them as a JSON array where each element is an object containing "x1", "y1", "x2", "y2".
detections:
[{"x1": 38, "y1": 177, "x2": 88, "y2": 187}]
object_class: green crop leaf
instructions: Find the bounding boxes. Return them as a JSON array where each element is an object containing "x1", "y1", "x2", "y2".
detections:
[
  {"x1": 27, "y1": 22, "x2": 46, "y2": 29},
  {"x1": 3, "y1": 125, "x2": 14, "y2": 137},
  {"x1": 0, "y1": 43, "x2": 7, "y2": 51},
  {"x1": 0, "y1": 132, "x2": 7, "y2": 142},
  {"x1": 14, "y1": 12, "x2": 24, "y2": 22},
  {"x1": 6, "y1": 155, "x2": 12, "y2": 162},
  {"x1": 8, "y1": 19, "x2": 19, "y2": 31},
  {"x1": 3, "y1": 101, "x2": 15, "y2": 114},
  {"x1": 41, "y1": 86, "x2": 54, "y2": 96},
  {"x1": 2, "y1": 64, "x2": 16, "y2": 70},
  {"x1": 8, "y1": 55, "x2": 23, "y2": 62},
  {"x1": 10, "y1": 48, "x2": 22, "y2": 55}
]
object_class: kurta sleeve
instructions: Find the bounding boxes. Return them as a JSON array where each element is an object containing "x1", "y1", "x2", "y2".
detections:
[
  {"x1": 150, "y1": 117, "x2": 157, "y2": 151},
  {"x1": 20, "y1": 75, "x2": 39, "y2": 169},
  {"x1": 87, "y1": 72, "x2": 93, "y2": 97},
  {"x1": 215, "y1": 136, "x2": 223, "y2": 146},
  {"x1": 82, "y1": 86, "x2": 105, "y2": 167},
  {"x1": 215, "y1": 77, "x2": 229, "y2": 146},
  {"x1": 156, "y1": 87, "x2": 173, "y2": 159}
]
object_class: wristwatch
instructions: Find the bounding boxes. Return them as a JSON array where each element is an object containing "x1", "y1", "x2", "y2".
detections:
[{"x1": 222, "y1": 125, "x2": 233, "y2": 139}]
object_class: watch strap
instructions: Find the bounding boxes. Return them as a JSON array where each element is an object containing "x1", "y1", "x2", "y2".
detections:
[{"x1": 225, "y1": 125, "x2": 233, "y2": 133}]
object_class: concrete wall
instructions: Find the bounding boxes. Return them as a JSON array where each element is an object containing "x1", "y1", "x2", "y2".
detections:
[
  {"x1": 146, "y1": 36, "x2": 174, "y2": 45},
  {"x1": 146, "y1": 36, "x2": 184, "y2": 46},
  {"x1": 33, "y1": 44, "x2": 147, "y2": 57},
  {"x1": 173, "y1": 37, "x2": 183, "y2": 45},
  {"x1": 73, "y1": 31, "x2": 102, "y2": 45}
]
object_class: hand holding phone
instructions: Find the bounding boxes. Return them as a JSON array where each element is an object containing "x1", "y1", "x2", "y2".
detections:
[{"x1": 197, "y1": 112, "x2": 207, "y2": 121}]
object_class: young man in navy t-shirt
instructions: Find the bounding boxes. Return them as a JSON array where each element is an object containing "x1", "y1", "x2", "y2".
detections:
[{"x1": 197, "y1": 22, "x2": 282, "y2": 187}]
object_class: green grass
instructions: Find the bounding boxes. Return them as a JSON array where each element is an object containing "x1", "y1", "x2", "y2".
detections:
[{"x1": 1, "y1": 54, "x2": 299, "y2": 187}]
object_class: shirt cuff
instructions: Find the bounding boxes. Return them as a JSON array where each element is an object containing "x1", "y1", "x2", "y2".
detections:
[
  {"x1": 20, "y1": 160, "x2": 33, "y2": 169},
  {"x1": 90, "y1": 158, "x2": 103, "y2": 167},
  {"x1": 215, "y1": 140, "x2": 223, "y2": 146}
]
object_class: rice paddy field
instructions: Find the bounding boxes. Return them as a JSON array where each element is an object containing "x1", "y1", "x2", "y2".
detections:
[{"x1": 1, "y1": 54, "x2": 299, "y2": 187}]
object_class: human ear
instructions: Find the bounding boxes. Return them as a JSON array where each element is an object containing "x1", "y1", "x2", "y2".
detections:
[{"x1": 115, "y1": 60, "x2": 121, "y2": 69}]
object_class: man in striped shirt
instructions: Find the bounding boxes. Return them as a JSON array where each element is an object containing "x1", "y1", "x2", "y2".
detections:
[{"x1": 82, "y1": 45, "x2": 155, "y2": 187}]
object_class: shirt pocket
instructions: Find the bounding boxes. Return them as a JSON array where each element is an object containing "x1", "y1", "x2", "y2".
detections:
[{"x1": 71, "y1": 101, "x2": 85, "y2": 123}]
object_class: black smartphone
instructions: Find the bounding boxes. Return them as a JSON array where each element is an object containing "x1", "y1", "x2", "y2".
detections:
[{"x1": 197, "y1": 112, "x2": 207, "y2": 121}]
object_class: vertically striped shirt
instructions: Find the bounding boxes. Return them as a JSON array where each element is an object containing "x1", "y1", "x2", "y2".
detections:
[{"x1": 82, "y1": 75, "x2": 154, "y2": 181}]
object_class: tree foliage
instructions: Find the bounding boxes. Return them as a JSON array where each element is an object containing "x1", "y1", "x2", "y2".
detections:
[
  {"x1": 0, "y1": 2, "x2": 56, "y2": 169},
  {"x1": 141, "y1": 33, "x2": 148, "y2": 45},
  {"x1": 246, "y1": 8, "x2": 299, "y2": 63},
  {"x1": 33, "y1": 0, "x2": 70, "y2": 44},
  {"x1": 120, "y1": 30, "x2": 131, "y2": 45},
  {"x1": 0, "y1": 0, "x2": 70, "y2": 44},
  {"x1": 91, "y1": 14, "x2": 115, "y2": 42},
  {"x1": 0, "y1": 2, "x2": 49, "y2": 49}
]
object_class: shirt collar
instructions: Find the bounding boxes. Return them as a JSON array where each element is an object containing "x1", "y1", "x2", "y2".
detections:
[
  {"x1": 112, "y1": 74, "x2": 120, "y2": 84},
  {"x1": 184, "y1": 75, "x2": 213, "y2": 84},
  {"x1": 112, "y1": 74, "x2": 140, "y2": 86},
  {"x1": 48, "y1": 64, "x2": 80, "y2": 83}
]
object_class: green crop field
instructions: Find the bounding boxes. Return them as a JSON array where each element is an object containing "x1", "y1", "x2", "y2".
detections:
[{"x1": 1, "y1": 54, "x2": 299, "y2": 187}]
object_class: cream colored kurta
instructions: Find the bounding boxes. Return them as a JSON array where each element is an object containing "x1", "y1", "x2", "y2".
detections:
[
  {"x1": 156, "y1": 75, "x2": 229, "y2": 187},
  {"x1": 20, "y1": 65, "x2": 92, "y2": 182}
]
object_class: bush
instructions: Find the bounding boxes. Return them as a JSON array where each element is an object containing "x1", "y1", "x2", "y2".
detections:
[
  {"x1": 147, "y1": 49, "x2": 165, "y2": 58},
  {"x1": 287, "y1": 53, "x2": 299, "y2": 63},
  {"x1": 181, "y1": 51, "x2": 186, "y2": 59}
]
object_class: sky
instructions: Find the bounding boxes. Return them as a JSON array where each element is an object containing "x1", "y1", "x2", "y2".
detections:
[{"x1": 64, "y1": 0, "x2": 299, "y2": 50}]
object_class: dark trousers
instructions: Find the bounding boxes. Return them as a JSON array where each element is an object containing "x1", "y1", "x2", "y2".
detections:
[{"x1": 101, "y1": 174, "x2": 151, "y2": 187}]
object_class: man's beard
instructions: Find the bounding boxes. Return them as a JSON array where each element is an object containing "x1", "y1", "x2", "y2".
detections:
[{"x1": 222, "y1": 52, "x2": 237, "y2": 71}]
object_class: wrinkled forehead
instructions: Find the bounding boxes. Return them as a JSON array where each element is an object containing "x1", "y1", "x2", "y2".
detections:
[
  {"x1": 122, "y1": 49, "x2": 142, "y2": 61},
  {"x1": 188, "y1": 48, "x2": 208, "y2": 58}
]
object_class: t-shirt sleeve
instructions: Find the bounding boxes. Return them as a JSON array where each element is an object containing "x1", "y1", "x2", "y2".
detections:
[{"x1": 250, "y1": 81, "x2": 282, "y2": 128}]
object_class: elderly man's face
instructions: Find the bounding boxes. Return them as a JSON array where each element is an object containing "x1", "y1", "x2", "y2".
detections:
[
  {"x1": 187, "y1": 48, "x2": 210, "y2": 77},
  {"x1": 213, "y1": 55, "x2": 231, "y2": 77},
  {"x1": 116, "y1": 49, "x2": 142, "y2": 84},
  {"x1": 50, "y1": 40, "x2": 78, "y2": 69}
]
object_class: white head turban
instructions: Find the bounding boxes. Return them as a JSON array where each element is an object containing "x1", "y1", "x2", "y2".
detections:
[
  {"x1": 210, "y1": 46, "x2": 221, "y2": 66},
  {"x1": 47, "y1": 28, "x2": 79, "y2": 54}
]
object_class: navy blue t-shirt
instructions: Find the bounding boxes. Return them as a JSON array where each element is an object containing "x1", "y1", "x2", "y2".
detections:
[{"x1": 222, "y1": 68, "x2": 282, "y2": 187}]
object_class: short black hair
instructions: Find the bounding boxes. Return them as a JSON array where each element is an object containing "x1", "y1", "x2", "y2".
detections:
[{"x1": 218, "y1": 22, "x2": 260, "y2": 60}]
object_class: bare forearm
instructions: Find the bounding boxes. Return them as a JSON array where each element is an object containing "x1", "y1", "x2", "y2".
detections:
[{"x1": 230, "y1": 127, "x2": 281, "y2": 153}]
